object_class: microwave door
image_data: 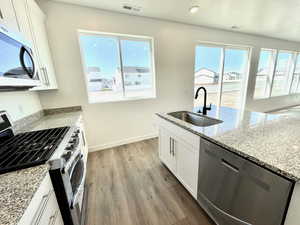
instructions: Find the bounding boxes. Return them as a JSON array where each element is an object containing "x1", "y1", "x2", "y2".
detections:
[{"x1": 0, "y1": 27, "x2": 40, "y2": 88}]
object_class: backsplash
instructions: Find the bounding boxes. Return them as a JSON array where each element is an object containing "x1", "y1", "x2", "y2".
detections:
[{"x1": 0, "y1": 91, "x2": 42, "y2": 121}]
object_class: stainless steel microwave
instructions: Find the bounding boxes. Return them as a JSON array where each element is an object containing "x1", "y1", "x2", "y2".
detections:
[{"x1": 0, "y1": 25, "x2": 40, "y2": 90}]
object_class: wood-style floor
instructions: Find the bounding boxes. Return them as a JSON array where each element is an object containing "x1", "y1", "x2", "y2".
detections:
[{"x1": 86, "y1": 138, "x2": 214, "y2": 225}]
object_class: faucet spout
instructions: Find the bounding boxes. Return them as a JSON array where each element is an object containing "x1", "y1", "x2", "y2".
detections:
[{"x1": 195, "y1": 87, "x2": 212, "y2": 115}]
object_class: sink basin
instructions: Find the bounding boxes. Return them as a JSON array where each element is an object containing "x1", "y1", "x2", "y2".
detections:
[{"x1": 168, "y1": 111, "x2": 223, "y2": 127}]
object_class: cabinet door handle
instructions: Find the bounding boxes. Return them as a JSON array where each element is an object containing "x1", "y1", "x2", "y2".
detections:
[
  {"x1": 49, "y1": 210, "x2": 59, "y2": 225},
  {"x1": 0, "y1": 8, "x2": 3, "y2": 19},
  {"x1": 172, "y1": 139, "x2": 175, "y2": 156},
  {"x1": 169, "y1": 138, "x2": 172, "y2": 155},
  {"x1": 42, "y1": 67, "x2": 50, "y2": 86}
]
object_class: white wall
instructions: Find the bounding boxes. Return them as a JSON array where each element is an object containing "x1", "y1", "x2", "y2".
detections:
[
  {"x1": 0, "y1": 91, "x2": 42, "y2": 121},
  {"x1": 38, "y1": 1, "x2": 300, "y2": 150}
]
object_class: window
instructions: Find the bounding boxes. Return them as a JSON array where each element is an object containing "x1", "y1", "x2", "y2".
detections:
[
  {"x1": 254, "y1": 49, "x2": 300, "y2": 99},
  {"x1": 79, "y1": 31, "x2": 155, "y2": 103},
  {"x1": 271, "y1": 51, "x2": 293, "y2": 97},
  {"x1": 194, "y1": 44, "x2": 250, "y2": 110},
  {"x1": 290, "y1": 54, "x2": 300, "y2": 94},
  {"x1": 254, "y1": 49, "x2": 276, "y2": 99}
]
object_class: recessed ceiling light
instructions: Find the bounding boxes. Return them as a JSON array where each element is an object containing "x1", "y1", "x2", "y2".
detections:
[{"x1": 189, "y1": 6, "x2": 200, "y2": 14}]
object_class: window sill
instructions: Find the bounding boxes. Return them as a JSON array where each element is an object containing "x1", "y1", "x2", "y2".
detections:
[{"x1": 88, "y1": 95, "x2": 157, "y2": 104}]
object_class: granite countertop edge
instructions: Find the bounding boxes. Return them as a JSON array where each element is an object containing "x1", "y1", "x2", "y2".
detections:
[{"x1": 156, "y1": 112, "x2": 299, "y2": 182}]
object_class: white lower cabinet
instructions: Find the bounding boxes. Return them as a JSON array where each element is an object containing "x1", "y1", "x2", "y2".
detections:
[
  {"x1": 159, "y1": 128, "x2": 176, "y2": 173},
  {"x1": 175, "y1": 139, "x2": 199, "y2": 198},
  {"x1": 18, "y1": 173, "x2": 63, "y2": 225},
  {"x1": 158, "y1": 123, "x2": 200, "y2": 199}
]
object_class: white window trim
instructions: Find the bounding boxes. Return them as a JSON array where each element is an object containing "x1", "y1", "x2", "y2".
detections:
[
  {"x1": 194, "y1": 42, "x2": 251, "y2": 109},
  {"x1": 77, "y1": 30, "x2": 156, "y2": 104},
  {"x1": 254, "y1": 49, "x2": 300, "y2": 99}
]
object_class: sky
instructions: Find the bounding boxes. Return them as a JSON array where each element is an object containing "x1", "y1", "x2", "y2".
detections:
[
  {"x1": 194, "y1": 46, "x2": 249, "y2": 73},
  {"x1": 79, "y1": 35, "x2": 295, "y2": 79},
  {"x1": 80, "y1": 35, "x2": 151, "y2": 79}
]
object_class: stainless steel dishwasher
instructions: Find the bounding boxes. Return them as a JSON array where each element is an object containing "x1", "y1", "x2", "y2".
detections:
[{"x1": 197, "y1": 138, "x2": 294, "y2": 225}]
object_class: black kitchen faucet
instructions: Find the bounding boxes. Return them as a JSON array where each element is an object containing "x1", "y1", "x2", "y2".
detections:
[{"x1": 195, "y1": 87, "x2": 211, "y2": 115}]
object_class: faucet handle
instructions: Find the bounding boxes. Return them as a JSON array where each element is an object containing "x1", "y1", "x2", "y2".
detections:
[{"x1": 207, "y1": 103, "x2": 212, "y2": 110}]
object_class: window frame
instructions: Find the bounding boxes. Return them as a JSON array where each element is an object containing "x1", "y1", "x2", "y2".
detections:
[
  {"x1": 194, "y1": 42, "x2": 251, "y2": 110},
  {"x1": 254, "y1": 48, "x2": 300, "y2": 99},
  {"x1": 78, "y1": 30, "x2": 156, "y2": 104}
]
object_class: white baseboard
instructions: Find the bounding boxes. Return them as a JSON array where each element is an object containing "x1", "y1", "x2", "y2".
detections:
[{"x1": 88, "y1": 133, "x2": 158, "y2": 152}]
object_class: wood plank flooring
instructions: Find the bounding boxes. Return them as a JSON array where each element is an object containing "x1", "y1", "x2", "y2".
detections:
[{"x1": 85, "y1": 138, "x2": 214, "y2": 225}]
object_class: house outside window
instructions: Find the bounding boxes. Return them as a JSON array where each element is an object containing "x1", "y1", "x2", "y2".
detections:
[{"x1": 78, "y1": 30, "x2": 156, "y2": 103}]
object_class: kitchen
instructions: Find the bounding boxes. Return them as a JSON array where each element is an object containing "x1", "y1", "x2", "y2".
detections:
[{"x1": 1, "y1": 0, "x2": 300, "y2": 225}]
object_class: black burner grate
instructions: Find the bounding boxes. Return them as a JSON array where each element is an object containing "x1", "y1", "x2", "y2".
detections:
[{"x1": 0, "y1": 126, "x2": 70, "y2": 174}]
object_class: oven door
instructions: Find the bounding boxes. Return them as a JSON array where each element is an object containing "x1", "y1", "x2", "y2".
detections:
[
  {"x1": 0, "y1": 26, "x2": 40, "y2": 89},
  {"x1": 69, "y1": 152, "x2": 86, "y2": 218}
]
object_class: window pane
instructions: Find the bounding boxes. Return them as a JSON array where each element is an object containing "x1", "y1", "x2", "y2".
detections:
[
  {"x1": 79, "y1": 35, "x2": 122, "y2": 103},
  {"x1": 194, "y1": 46, "x2": 222, "y2": 107},
  {"x1": 120, "y1": 39, "x2": 154, "y2": 98},
  {"x1": 291, "y1": 54, "x2": 300, "y2": 93},
  {"x1": 271, "y1": 51, "x2": 293, "y2": 97},
  {"x1": 222, "y1": 48, "x2": 248, "y2": 109},
  {"x1": 254, "y1": 50, "x2": 274, "y2": 99}
]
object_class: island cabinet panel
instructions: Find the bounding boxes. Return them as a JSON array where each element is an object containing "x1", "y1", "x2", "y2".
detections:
[
  {"x1": 18, "y1": 173, "x2": 63, "y2": 225},
  {"x1": 158, "y1": 118, "x2": 200, "y2": 199}
]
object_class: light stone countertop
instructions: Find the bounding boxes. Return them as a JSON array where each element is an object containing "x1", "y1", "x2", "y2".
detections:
[
  {"x1": 157, "y1": 105, "x2": 300, "y2": 182},
  {"x1": 0, "y1": 165, "x2": 49, "y2": 225},
  {"x1": 0, "y1": 110, "x2": 82, "y2": 225}
]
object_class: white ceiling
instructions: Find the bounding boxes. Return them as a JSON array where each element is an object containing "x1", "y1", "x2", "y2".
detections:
[{"x1": 52, "y1": 0, "x2": 300, "y2": 43}]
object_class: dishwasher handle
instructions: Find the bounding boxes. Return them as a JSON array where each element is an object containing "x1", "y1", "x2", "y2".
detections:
[{"x1": 221, "y1": 159, "x2": 239, "y2": 173}]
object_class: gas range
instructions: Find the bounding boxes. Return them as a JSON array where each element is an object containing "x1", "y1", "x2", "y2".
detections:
[
  {"x1": 0, "y1": 112, "x2": 72, "y2": 174},
  {"x1": 0, "y1": 111, "x2": 87, "y2": 225}
]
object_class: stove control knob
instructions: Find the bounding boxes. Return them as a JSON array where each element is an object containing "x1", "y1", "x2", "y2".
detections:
[
  {"x1": 65, "y1": 144, "x2": 74, "y2": 151},
  {"x1": 69, "y1": 138, "x2": 76, "y2": 143}
]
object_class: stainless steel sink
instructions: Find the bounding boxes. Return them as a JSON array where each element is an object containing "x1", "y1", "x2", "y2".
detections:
[{"x1": 168, "y1": 111, "x2": 223, "y2": 127}]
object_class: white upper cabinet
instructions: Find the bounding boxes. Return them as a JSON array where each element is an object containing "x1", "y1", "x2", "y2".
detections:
[
  {"x1": 0, "y1": 0, "x2": 19, "y2": 32},
  {"x1": 12, "y1": 0, "x2": 58, "y2": 90}
]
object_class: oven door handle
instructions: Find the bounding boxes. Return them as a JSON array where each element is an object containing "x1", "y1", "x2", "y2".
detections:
[
  {"x1": 69, "y1": 154, "x2": 83, "y2": 178},
  {"x1": 62, "y1": 152, "x2": 82, "y2": 175},
  {"x1": 70, "y1": 159, "x2": 86, "y2": 209}
]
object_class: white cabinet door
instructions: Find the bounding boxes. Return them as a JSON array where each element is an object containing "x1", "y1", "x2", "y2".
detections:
[
  {"x1": 26, "y1": 0, "x2": 57, "y2": 90},
  {"x1": 0, "y1": 0, "x2": 19, "y2": 32},
  {"x1": 159, "y1": 128, "x2": 176, "y2": 173},
  {"x1": 12, "y1": 0, "x2": 33, "y2": 43},
  {"x1": 174, "y1": 139, "x2": 199, "y2": 198},
  {"x1": 18, "y1": 173, "x2": 63, "y2": 225}
]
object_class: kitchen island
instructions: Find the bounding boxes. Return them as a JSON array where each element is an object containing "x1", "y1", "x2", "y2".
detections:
[{"x1": 156, "y1": 105, "x2": 300, "y2": 225}]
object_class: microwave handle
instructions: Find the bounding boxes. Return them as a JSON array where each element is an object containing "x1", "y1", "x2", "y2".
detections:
[{"x1": 19, "y1": 46, "x2": 36, "y2": 79}]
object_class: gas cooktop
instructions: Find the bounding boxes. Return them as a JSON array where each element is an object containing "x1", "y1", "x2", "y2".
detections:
[{"x1": 0, "y1": 126, "x2": 70, "y2": 174}]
